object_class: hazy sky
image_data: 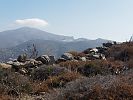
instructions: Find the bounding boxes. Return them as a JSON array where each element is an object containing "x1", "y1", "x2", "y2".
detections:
[{"x1": 0, "y1": 0, "x2": 133, "y2": 41}]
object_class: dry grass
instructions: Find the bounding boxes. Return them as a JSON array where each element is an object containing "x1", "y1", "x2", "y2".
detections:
[
  {"x1": 45, "y1": 72, "x2": 81, "y2": 88},
  {"x1": 31, "y1": 81, "x2": 49, "y2": 93}
]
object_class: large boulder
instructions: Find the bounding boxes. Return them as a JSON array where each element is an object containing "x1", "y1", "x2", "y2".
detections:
[
  {"x1": 7, "y1": 61, "x2": 24, "y2": 66},
  {"x1": 61, "y1": 53, "x2": 74, "y2": 60},
  {"x1": 7, "y1": 61, "x2": 25, "y2": 71},
  {"x1": 23, "y1": 59, "x2": 43, "y2": 68},
  {"x1": 36, "y1": 55, "x2": 50, "y2": 65}
]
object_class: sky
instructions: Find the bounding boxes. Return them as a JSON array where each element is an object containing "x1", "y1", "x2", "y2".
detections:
[{"x1": 0, "y1": 0, "x2": 133, "y2": 41}]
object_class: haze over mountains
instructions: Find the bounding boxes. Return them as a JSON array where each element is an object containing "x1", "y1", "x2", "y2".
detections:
[{"x1": 0, "y1": 27, "x2": 110, "y2": 61}]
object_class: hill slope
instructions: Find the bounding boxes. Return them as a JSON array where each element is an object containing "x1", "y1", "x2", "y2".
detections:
[
  {"x1": 0, "y1": 38, "x2": 109, "y2": 61},
  {"x1": 0, "y1": 27, "x2": 74, "y2": 48}
]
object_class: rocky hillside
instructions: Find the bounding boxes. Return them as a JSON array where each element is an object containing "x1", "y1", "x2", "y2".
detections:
[
  {"x1": 0, "y1": 27, "x2": 111, "y2": 62},
  {"x1": 0, "y1": 38, "x2": 109, "y2": 62},
  {"x1": 0, "y1": 41, "x2": 133, "y2": 100}
]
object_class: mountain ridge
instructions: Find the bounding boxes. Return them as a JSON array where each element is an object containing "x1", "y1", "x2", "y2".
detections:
[{"x1": 0, "y1": 27, "x2": 74, "y2": 48}]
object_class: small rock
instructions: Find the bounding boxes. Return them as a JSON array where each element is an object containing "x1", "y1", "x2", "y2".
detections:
[{"x1": 61, "y1": 53, "x2": 74, "y2": 60}]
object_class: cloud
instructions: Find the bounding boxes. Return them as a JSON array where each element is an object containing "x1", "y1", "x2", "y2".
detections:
[{"x1": 15, "y1": 18, "x2": 48, "y2": 27}]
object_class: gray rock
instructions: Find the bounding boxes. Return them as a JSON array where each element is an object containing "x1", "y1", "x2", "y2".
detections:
[
  {"x1": 7, "y1": 61, "x2": 24, "y2": 67},
  {"x1": 24, "y1": 59, "x2": 43, "y2": 68},
  {"x1": 19, "y1": 68, "x2": 28, "y2": 75},
  {"x1": 80, "y1": 57, "x2": 86, "y2": 61},
  {"x1": 61, "y1": 53, "x2": 74, "y2": 60},
  {"x1": 49, "y1": 55, "x2": 55, "y2": 64},
  {"x1": 17, "y1": 54, "x2": 27, "y2": 62},
  {"x1": 56, "y1": 58, "x2": 67, "y2": 63},
  {"x1": 36, "y1": 55, "x2": 50, "y2": 65}
]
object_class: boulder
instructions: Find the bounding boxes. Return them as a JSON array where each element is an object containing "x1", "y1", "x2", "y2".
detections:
[
  {"x1": 7, "y1": 61, "x2": 24, "y2": 67},
  {"x1": 56, "y1": 58, "x2": 67, "y2": 63},
  {"x1": 80, "y1": 57, "x2": 86, "y2": 61},
  {"x1": 92, "y1": 54, "x2": 100, "y2": 59},
  {"x1": 103, "y1": 42, "x2": 113, "y2": 48},
  {"x1": 19, "y1": 68, "x2": 28, "y2": 75},
  {"x1": 61, "y1": 53, "x2": 74, "y2": 60},
  {"x1": 49, "y1": 55, "x2": 55, "y2": 64},
  {"x1": 100, "y1": 54, "x2": 106, "y2": 60},
  {"x1": 90, "y1": 48, "x2": 98, "y2": 53},
  {"x1": 24, "y1": 59, "x2": 43, "y2": 68},
  {"x1": 36, "y1": 55, "x2": 50, "y2": 65},
  {"x1": 17, "y1": 54, "x2": 27, "y2": 62},
  {"x1": 6, "y1": 61, "x2": 25, "y2": 71},
  {"x1": 96, "y1": 47, "x2": 108, "y2": 54}
]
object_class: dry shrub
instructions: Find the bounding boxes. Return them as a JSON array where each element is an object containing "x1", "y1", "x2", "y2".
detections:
[
  {"x1": 109, "y1": 60, "x2": 124, "y2": 69},
  {"x1": 0, "y1": 68, "x2": 33, "y2": 96},
  {"x1": 63, "y1": 82, "x2": 133, "y2": 100},
  {"x1": 31, "y1": 81, "x2": 49, "y2": 93},
  {"x1": 59, "y1": 60, "x2": 86, "y2": 71},
  {"x1": 45, "y1": 72, "x2": 81, "y2": 88},
  {"x1": 61, "y1": 72, "x2": 81, "y2": 82},
  {"x1": 59, "y1": 59, "x2": 111, "y2": 76},
  {"x1": 87, "y1": 83, "x2": 133, "y2": 100},
  {"x1": 107, "y1": 42, "x2": 133, "y2": 61},
  {"x1": 93, "y1": 82, "x2": 133, "y2": 100},
  {"x1": 0, "y1": 95, "x2": 12, "y2": 100},
  {"x1": 127, "y1": 59, "x2": 133, "y2": 69},
  {"x1": 78, "y1": 60, "x2": 110, "y2": 76}
]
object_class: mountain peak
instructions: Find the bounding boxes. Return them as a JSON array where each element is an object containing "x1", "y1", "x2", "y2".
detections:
[
  {"x1": 0, "y1": 27, "x2": 74, "y2": 48},
  {"x1": 15, "y1": 27, "x2": 42, "y2": 31}
]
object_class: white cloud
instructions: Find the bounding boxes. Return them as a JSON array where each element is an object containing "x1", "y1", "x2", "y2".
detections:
[{"x1": 15, "y1": 18, "x2": 48, "y2": 27}]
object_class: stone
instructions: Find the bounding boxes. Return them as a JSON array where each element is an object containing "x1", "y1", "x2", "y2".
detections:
[
  {"x1": 90, "y1": 48, "x2": 98, "y2": 53},
  {"x1": 61, "y1": 53, "x2": 74, "y2": 60},
  {"x1": 56, "y1": 58, "x2": 67, "y2": 63},
  {"x1": 36, "y1": 55, "x2": 50, "y2": 65},
  {"x1": 17, "y1": 54, "x2": 27, "y2": 62},
  {"x1": 80, "y1": 57, "x2": 86, "y2": 61},
  {"x1": 49, "y1": 55, "x2": 55, "y2": 64},
  {"x1": 19, "y1": 68, "x2": 28, "y2": 75}
]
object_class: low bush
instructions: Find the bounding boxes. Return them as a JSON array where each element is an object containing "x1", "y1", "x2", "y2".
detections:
[
  {"x1": 31, "y1": 65, "x2": 67, "y2": 81},
  {"x1": 46, "y1": 72, "x2": 81, "y2": 88},
  {"x1": 59, "y1": 60, "x2": 86, "y2": 71}
]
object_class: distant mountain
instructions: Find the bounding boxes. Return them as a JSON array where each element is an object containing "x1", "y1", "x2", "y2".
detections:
[
  {"x1": 0, "y1": 27, "x2": 74, "y2": 48},
  {"x1": 0, "y1": 27, "x2": 111, "y2": 61},
  {"x1": 0, "y1": 38, "x2": 110, "y2": 61}
]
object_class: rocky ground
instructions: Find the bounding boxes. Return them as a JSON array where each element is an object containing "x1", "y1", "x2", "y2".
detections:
[{"x1": 0, "y1": 42, "x2": 133, "y2": 100}]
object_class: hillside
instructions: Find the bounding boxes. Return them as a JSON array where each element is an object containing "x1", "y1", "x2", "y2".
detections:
[
  {"x1": 0, "y1": 38, "x2": 109, "y2": 61},
  {"x1": 0, "y1": 27, "x2": 74, "y2": 48},
  {"x1": 0, "y1": 42, "x2": 133, "y2": 100}
]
